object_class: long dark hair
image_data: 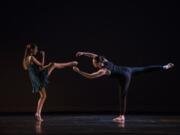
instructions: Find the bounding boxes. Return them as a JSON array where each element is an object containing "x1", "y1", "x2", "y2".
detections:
[{"x1": 23, "y1": 43, "x2": 37, "y2": 70}]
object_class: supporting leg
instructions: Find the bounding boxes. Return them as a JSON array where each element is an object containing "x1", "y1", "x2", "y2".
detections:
[
  {"x1": 38, "y1": 88, "x2": 46, "y2": 121},
  {"x1": 35, "y1": 88, "x2": 46, "y2": 122},
  {"x1": 113, "y1": 75, "x2": 131, "y2": 123},
  {"x1": 35, "y1": 91, "x2": 42, "y2": 120}
]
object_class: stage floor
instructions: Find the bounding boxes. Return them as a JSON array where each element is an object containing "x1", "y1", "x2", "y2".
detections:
[{"x1": 0, "y1": 114, "x2": 180, "y2": 135}]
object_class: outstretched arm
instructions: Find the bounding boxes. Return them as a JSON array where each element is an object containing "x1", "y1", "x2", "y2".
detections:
[
  {"x1": 76, "y1": 51, "x2": 98, "y2": 58},
  {"x1": 73, "y1": 66, "x2": 107, "y2": 79}
]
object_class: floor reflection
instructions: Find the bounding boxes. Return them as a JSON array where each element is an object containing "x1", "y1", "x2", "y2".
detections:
[
  {"x1": 35, "y1": 121, "x2": 43, "y2": 134},
  {"x1": 0, "y1": 115, "x2": 179, "y2": 135},
  {"x1": 117, "y1": 122, "x2": 125, "y2": 128}
]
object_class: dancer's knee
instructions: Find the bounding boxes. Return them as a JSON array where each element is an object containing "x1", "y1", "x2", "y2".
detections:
[
  {"x1": 51, "y1": 62, "x2": 56, "y2": 68},
  {"x1": 39, "y1": 89, "x2": 47, "y2": 99}
]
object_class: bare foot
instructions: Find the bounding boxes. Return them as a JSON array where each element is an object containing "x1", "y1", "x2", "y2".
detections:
[
  {"x1": 113, "y1": 115, "x2": 125, "y2": 123},
  {"x1": 163, "y1": 63, "x2": 174, "y2": 70},
  {"x1": 35, "y1": 113, "x2": 44, "y2": 122},
  {"x1": 113, "y1": 116, "x2": 121, "y2": 122}
]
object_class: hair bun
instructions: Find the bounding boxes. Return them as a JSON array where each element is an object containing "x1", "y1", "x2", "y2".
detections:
[{"x1": 26, "y1": 44, "x2": 31, "y2": 49}]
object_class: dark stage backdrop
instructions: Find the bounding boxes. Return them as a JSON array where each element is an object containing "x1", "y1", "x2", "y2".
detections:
[{"x1": 0, "y1": 1, "x2": 179, "y2": 113}]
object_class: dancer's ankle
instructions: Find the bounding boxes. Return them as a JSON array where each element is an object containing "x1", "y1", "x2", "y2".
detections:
[{"x1": 35, "y1": 112, "x2": 40, "y2": 116}]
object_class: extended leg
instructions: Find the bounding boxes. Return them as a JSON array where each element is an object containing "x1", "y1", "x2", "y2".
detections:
[
  {"x1": 131, "y1": 65, "x2": 163, "y2": 75},
  {"x1": 131, "y1": 63, "x2": 174, "y2": 75},
  {"x1": 48, "y1": 61, "x2": 78, "y2": 76}
]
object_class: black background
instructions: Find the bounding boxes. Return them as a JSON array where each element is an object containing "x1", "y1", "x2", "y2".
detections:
[{"x1": 0, "y1": 1, "x2": 179, "y2": 113}]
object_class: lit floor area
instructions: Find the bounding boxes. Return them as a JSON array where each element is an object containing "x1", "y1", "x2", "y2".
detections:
[{"x1": 0, "y1": 114, "x2": 180, "y2": 135}]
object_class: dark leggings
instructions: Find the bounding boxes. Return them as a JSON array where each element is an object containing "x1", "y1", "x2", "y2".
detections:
[{"x1": 118, "y1": 65, "x2": 164, "y2": 115}]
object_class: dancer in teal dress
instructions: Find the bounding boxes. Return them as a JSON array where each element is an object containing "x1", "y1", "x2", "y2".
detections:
[
  {"x1": 23, "y1": 43, "x2": 78, "y2": 121},
  {"x1": 28, "y1": 63, "x2": 49, "y2": 93}
]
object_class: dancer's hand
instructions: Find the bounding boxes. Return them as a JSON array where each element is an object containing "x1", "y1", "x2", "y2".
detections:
[
  {"x1": 76, "y1": 52, "x2": 84, "y2": 57},
  {"x1": 73, "y1": 66, "x2": 80, "y2": 72},
  {"x1": 72, "y1": 61, "x2": 78, "y2": 66},
  {"x1": 40, "y1": 51, "x2": 45, "y2": 56}
]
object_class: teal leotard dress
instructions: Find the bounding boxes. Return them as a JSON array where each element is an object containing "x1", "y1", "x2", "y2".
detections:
[{"x1": 28, "y1": 64, "x2": 49, "y2": 93}]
